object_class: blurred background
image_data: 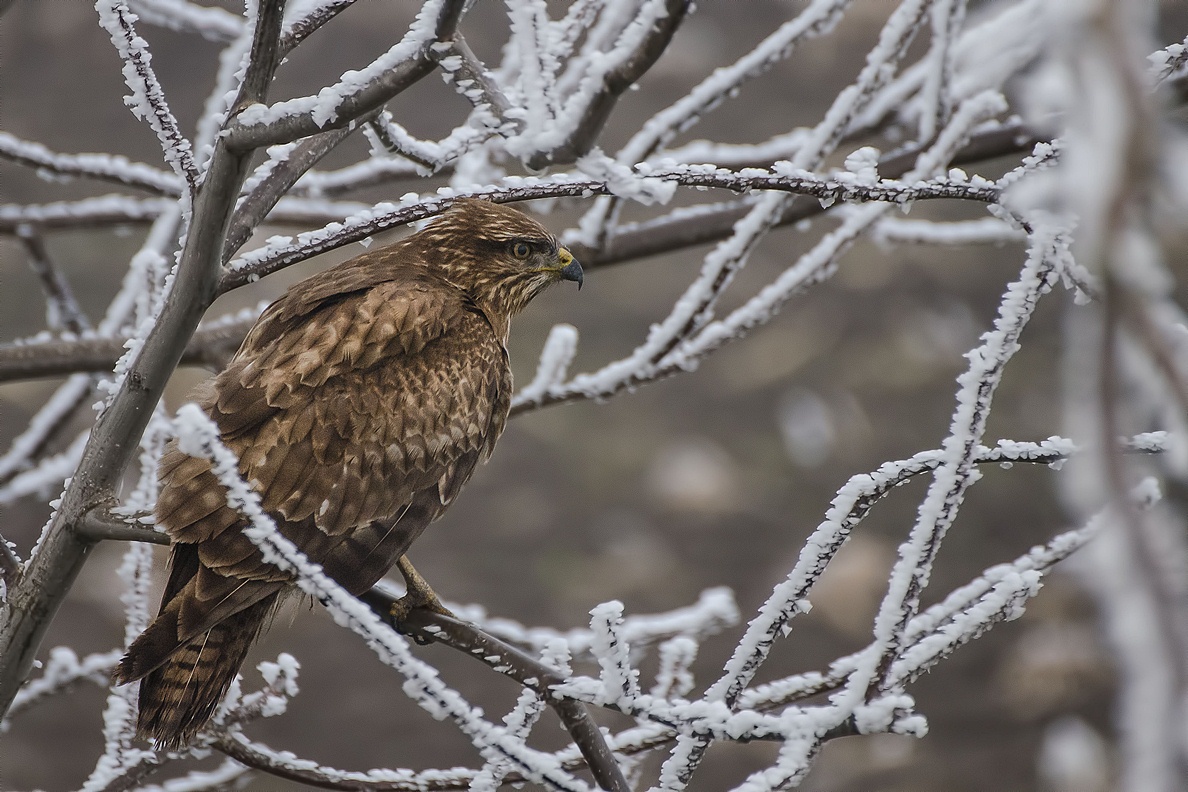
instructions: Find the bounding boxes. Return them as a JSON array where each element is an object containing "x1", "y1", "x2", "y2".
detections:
[{"x1": 2, "y1": 1, "x2": 1186, "y2": 789}]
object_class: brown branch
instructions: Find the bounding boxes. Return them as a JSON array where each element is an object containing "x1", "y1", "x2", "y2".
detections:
[
  {"x1": 224, "y1": 0, "x2": 467, "y2": 152},
  {"x1": 277, "y1": 0, "x2": 358, "y2": 56},
  {"x1": 575, "y1": 118, "x2": 1040, "y2": 268},
  {"x1": 223, "y1": 121, "x2": 368, "y2": 262}
]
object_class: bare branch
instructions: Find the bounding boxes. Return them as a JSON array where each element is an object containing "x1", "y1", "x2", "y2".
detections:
[
  {"x1": 17, "y1": 226, "x2": 90, "y2": 333},
  {"x1": 76, "y1": 509, "x2": 167, "y2": 546}
]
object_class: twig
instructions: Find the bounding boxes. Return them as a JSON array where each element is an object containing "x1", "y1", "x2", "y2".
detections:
[
  {"x1": 0, "y1": 535, "x2": 19, "y2": 590},
  {"x1": 278, "y1": 0, "x2": 358, "y2": 56},
  {"x1": 17, "y1": 226, "x2": 91, "y2": 333},
  {"x1": 0, "y1": 132, "x2": 182, "y2": 195},
  {"x1": 97, "y1": 0, "x2": 200, "y2": 190},
  {"x1": 76, "y1": 509, "x2": 167, "y2": 546}
]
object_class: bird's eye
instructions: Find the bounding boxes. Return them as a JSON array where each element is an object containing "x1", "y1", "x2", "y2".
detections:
[{"x1": 511, "y1": 241, "x2": 532, "y2": 259}]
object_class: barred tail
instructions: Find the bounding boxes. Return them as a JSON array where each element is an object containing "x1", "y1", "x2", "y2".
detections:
[{"x1": 124, "y1": 594, "x2": 276, "y2": 749}]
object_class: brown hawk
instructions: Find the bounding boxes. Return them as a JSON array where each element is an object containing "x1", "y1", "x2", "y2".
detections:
[{"x1": 114, "y1": 199, "x2": 582, "y2": 748}]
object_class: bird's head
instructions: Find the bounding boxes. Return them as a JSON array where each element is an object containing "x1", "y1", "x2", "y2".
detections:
[{"x1": 410, "y1": 199, "x2": 582, "y2": 320}]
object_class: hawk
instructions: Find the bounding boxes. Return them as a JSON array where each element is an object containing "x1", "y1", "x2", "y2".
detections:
[{"x1": 114, "y1": 199, "x2": 582, "y2": 748}]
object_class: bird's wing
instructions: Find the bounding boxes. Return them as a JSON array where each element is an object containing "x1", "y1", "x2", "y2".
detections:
[{"x1": 157, "y1": 276, "x2": 509, "y2": 550}]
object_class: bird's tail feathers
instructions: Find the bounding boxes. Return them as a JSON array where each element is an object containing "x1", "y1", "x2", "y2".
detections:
[{"x1": 121, "y1": 593, "x2": 277, "y2": 750}]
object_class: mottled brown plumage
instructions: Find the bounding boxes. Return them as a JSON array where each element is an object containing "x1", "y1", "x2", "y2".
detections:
[{"x1": 114, "y1": 200, "x2": 582, "y2": 748}]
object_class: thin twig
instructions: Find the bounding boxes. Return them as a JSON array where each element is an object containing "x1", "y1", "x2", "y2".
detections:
[
  {"x1": 16, "y1": 226, "x2": 91, "y2": 333},
  {"x1": 525, "y1": 0, "x2": 693, "y2": 169},
  {"x1": 76, "y1": 510, "x2": 167, "y2": 546}
]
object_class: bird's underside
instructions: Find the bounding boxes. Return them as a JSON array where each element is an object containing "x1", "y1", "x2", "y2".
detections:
[{"x1": 113, "y1": 199, "x2": 581, "y2": 748}]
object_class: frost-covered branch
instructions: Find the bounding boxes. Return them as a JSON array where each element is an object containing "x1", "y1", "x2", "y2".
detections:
[
  {"x1": 224, "y1": 0, "x2": 465, "y2": 151},
  {"x1": 0, "y1": 132, "x2": 182, "y2": 195}
]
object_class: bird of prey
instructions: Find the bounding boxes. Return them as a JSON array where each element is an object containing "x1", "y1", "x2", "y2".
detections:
[{"x1": 114, "y1": 199, "x2": 582, "y2": 748}]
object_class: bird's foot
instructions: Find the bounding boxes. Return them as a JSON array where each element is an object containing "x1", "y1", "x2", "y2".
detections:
[{"x1": 390, "y1": 556, "x2": 453, "y2": 644}]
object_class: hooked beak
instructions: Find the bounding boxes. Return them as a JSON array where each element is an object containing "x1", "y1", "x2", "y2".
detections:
[{"x1": 557, "y1": 248, "x2": 583, "y2": 290}]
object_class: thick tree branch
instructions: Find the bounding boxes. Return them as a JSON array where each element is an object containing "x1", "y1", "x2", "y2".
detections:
[
  {"x1": 0, "y1": 0, "x2": 288, "y2": 720},
  {"x1": 224, "y1": 0, "x2": 467, "y2": 151}
]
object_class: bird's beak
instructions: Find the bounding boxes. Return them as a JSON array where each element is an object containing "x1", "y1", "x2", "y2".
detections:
[{"x1": 557, "y1": 247, "x2": 583, "y2": 290}]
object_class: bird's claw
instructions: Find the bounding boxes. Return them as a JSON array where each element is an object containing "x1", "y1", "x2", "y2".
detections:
[{"x1": 390, "y1": 556, "x2": 454, "y2": 644}]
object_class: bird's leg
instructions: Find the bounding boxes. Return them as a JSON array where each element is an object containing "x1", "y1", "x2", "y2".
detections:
[{"x1": 390, "y1": 556, "x2": 454, "y2": 643}]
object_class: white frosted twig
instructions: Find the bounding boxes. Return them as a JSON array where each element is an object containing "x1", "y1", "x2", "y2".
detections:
[
  {"x1": 96, "y1": 0, "x2": 199, "y2": 190},
  {"x1": 915, "y1": 0, "x2": 965, "y2": 141},
  {"x1": 171, "y1": 404, "x2": 595, "y2": 792},
  {"x1": 0, "y1": 133, "x2": 182, "y2": 195},
  {"x1": 126, "y1": 0, "x2": 244, "y2": 42},
  {"x1": 873, "y1": 217, "x2": 1024, "y2": 246},
  {"x1": 589, "y1": 602, "x2": 641, "y2": 708},
  {"x1": 449, "y1": 586, "x2": 738, "y2": 659},
  {"x1": 651, "y1": 638, "x2": 697, "y2": 699},
  {"x1": 850, "y1": 220, "x2": 1064, "y2": 718},
  {"x1": 619, "y1": 0, "x2": 851, "y2": 165},
  {"x1": 512, "y1": 324, "x2": 579, "y2": 407},
  {"x1": 737, "y1": 479, "x2": 1164, "y2": 712},
  {"x1": 0, "y1": 430, "x2": 90, "y2": 506},
  {"x1": 79, "y1": 542, "x2": 154, "y2": 792},
  {"x1": 469, "y1": 641, "x2": 569, "y2": 792},
  {"x1": 4, "y1": 648, "x2": 121, "y2": 725},
  {"x1": 233, "y1": 0, "x2": 446, "y2": 133},
  {"x1": 0, "y1": 196, "x2": 174, "y2": 232},
  {"x1": 129, "y1": 757, "x2": 250, "y2": 792},
  {"x1": 0, "y1": 374, "x2": 93, "y2": 486}
]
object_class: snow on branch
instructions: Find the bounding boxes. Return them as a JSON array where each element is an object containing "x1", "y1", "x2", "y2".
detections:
[{"x1": 0, "y1": 133, "x2": 182, "y2": 195}]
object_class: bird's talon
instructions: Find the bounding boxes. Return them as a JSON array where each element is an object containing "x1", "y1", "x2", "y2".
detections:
[{"x1": 389, "y1": 556, "x2": 454, "y2": 643}]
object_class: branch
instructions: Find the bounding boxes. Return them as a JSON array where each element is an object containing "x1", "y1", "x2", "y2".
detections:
[
  {"x1": 76, "y1": 509, "x2": 168, "y2": 545},
  {"x1": 222, "y1": 120, "x2": 368, "y2": 261},
  {"x1": 361, "y1": 596, "x2": 629, "y2": 792},
  {"x1": 96, "y1": 0, "x2": 200, "y2": 190}
]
